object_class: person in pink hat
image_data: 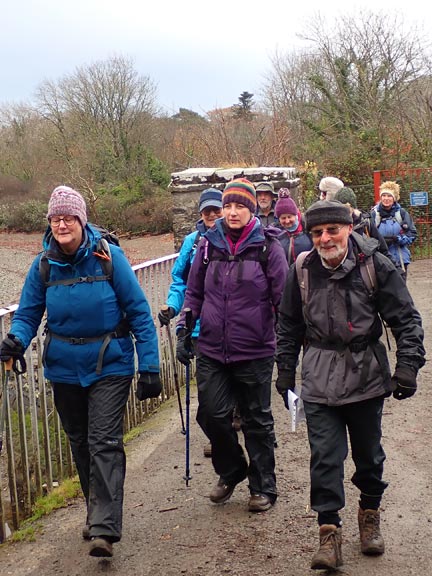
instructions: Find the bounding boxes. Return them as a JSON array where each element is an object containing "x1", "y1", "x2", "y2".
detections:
[
  {"x1": 274, "y1": 189, "x2": 312, "y2": 265},
  {"x1": 0, "y1": 185, "x2": 160, "y2": 558}
]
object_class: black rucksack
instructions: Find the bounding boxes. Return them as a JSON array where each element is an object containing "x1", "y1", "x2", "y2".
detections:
[
  {"x1": 39, "y1": 224, "x2": 120, "y2": 287},
  {"x1": 202, "y1": 235, "x2": 274, "y2": 278},
  {"x1": 295, "y1": 248, "x2": 377, "y2": 307}
]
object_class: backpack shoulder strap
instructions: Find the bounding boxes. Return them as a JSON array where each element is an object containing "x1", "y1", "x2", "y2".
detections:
[
  {"x1": 39, "y1": 252, "x2": 50, "y2": 287},
  {"x1": 373, "y1": 207, "x2": 381, "y2": 227},
  {"x1": 295, "y1": 250, "x2": 310, "y2": 306},
  {"x1": 395, "y1": 209, "x2": 403, "y2": 225},
  {"x1": 258, "y1": 235, "x2": 273, "y2": 276},
  {"x1": 359, "y1": 255, "x2": 377, "y2": 296},
  {"x1": 39, "y1": 241, "x2": 113, "y2": 288}
]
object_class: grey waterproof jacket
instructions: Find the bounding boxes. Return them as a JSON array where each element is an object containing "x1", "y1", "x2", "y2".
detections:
[{"x1": 276, "y1": 233, "x2": 425, "y2": 406}]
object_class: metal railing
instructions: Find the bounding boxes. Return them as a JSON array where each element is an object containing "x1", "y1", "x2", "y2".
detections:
[{"x1": 0, "y1": 252, "x2": 189, "y2": 541}]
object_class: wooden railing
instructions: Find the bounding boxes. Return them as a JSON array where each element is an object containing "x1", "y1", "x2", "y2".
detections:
[{"x1": 0, "y1": 253, "x2": 190, "y2": 542}]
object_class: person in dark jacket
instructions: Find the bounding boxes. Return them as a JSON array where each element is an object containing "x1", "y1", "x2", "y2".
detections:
[
  {"x1": 176, "y1": 178, "x2": 288, "y2": 513},
  {"x1": 370, "y1": 181, "x2": 417, "y2": 280},
  {"x1": 334, "y1": 187, "x2": 391, "y2": 259},
  {"x1": 255, "y1": 181, "x2": 278, "y2": 226},
  {"x1": 0, "y1": 186, "x2": 160, "y2": 559},
  {"x1": 273, "y1": 188, "x2": 312, "y2": 265},
  {"x1": 276, "y1": 200, "x2": 425, "y2": 571}
]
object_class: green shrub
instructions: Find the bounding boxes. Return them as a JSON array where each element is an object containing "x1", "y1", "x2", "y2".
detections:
[
  {"x1": 1, "y1": 200, "x2": 47, "y2": 232},
  {"x1": 123, "y1": 193, "x2": 173, "y2": 234}
]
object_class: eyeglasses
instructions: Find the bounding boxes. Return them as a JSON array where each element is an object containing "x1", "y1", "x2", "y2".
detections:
[
  {"x1": 50, "y1": 215, "x2": 77, "y2": 227},
  {"x1": 310, "y1": 225, "x2": 347, "y2": 238},
  {"x1": 201, "y1": 207, "x2": 222, "y2": 217}
]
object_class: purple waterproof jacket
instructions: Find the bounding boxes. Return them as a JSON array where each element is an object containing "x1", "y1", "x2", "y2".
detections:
[{"x1": 178, "y1": 217, "x2": 288, "y2": 364}]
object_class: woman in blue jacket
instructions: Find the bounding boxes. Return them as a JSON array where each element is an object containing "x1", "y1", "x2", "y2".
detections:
[
  {"x1": 370, "y1": 181, "x2": 417, "y2": 280},
  {"x1": 0, "y1": 186, "x2": 160, "y2": 558},
  {"x1": 158, "y1": 188, "x2": 223, "y2": 457}
]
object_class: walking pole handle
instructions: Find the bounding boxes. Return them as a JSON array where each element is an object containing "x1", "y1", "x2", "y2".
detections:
[
  {"x1": 184, "y1": 308, "x2": 193, "y2": 332},
  {"x1": 4, "y1": 358, "x2": 13, "y2": 371}
]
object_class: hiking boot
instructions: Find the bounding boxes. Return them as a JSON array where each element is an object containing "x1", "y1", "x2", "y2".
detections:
[
  {"x1": 82, "y1": 524, "x2": 91, "y2": 540},
  {"x1": 89, "y1": 537, "x2": 113, "y2": 558},
  {"x1": 203, "y1": 443, "x2": 212, "y2": 458},
  {"x1": 358, "y1": 508, "x2": 385, "y2": 555},
  {"x1": 209, "y1": 478, "x2": 236, "y2": 504},
  {"x1": 248, "y1": 494, "x2": 273, "y2": 512},
  {"x1": 311, "y1": 524, "x2": 343, "y2": 570}
]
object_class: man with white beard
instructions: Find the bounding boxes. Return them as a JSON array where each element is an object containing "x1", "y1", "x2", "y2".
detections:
[{"x1": 275, "y1": 200, "x2": 425, "y2": 571}]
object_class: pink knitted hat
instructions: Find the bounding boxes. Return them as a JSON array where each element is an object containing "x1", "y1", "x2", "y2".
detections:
[
  {"x1": 47, "y1": 186, "x2": 88, "y2": 227},
  {"x1": 275, "y1": 188, "x2": 298, "y2": 218}
]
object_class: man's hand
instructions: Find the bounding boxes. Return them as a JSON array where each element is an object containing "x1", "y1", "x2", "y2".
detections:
[
  {"x1": 275, "y1": 369, "x2": 296, "y2": 409},
  {"x1": 176, "y1": 328, "x2": 194, "y2": 366},
  {"x1": 158, "y1": 306, "x2": 175, "y2": 327},
  {"x1": 136, "y1": 372, "x2": 162, "y2": 400},
  {"x1": 392, "y1": 364, "x2": 417, "y2": 400}
]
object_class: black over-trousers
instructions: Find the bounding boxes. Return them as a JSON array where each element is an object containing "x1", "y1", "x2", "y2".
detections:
[
  {"x1": 303, "y1": 396, "x2": 388, "y2": 516},
  {"x1": 53, "y1": 375, "x2": 132, "y2": 542},
  {"x1": 196, "y1": 354, "x2": 276, "y2": 499}
]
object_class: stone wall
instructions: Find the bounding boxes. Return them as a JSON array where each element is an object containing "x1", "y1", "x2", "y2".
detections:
[{"x1": 169, "y1": 166, "x2": 300, "y2": 250}]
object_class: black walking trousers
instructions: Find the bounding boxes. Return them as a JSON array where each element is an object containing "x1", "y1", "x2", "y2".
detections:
[
  {"x1": 303, "y1": 396, "x2": 388, "y2": 515},
  {"x1": 196, "y1": 354, "x2": 276, "y2": 499},
  {"x1": 53, "y1": 375, "x2": 132, "y2": 542}
]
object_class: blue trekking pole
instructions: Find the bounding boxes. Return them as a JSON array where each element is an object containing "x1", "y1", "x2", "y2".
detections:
[{"x1": 184, "y1": 308, "x2": 193, "y2": 486}]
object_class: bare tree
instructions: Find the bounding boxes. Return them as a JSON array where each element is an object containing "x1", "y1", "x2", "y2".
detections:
[
  {"x1": 35, "y1": 55, "x2": 159, "y2": 193},
  {"x1": 262, "y1": 11, "x2": 432, "y2": 178}
]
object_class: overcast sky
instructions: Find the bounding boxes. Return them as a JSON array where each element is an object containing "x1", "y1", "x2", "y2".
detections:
[{"x1": 1, "y1": 1, "x2": 429, "y2": 115}]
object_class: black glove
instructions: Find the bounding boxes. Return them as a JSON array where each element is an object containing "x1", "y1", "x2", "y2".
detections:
[
  {"x1": 392, "y1": 364, "x2": 417, "y2": 400},
  {"x1": 0, "y1": 333, "x2": 24, "y2": 362},
  {"x1": 158, "y1": 306, "x2": 175, "y2": 327},
  {"x1": 176, "y1": 328, "x2": 194, "y2": 366},
  {"x1": 136, "y1": 372, "x2": 162, "y2": 401},
  {"x1": 276, "y1": 369, "x2": 296, "y2": 409}
]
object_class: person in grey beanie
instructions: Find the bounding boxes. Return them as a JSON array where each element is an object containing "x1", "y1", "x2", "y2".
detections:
[
  {"x1": 276, "y1": 199, "x2": 425, "y2": 571},
  {"x1": 0, "y1": 185, "x2": 160, "y2": 558}
]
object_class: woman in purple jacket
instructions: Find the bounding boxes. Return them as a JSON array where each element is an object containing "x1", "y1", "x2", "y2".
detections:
[{"x1": 176, "y1": 178, "x2": 288, "y2": 513}]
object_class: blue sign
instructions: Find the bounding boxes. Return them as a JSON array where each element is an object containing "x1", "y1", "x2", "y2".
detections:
[{"x1": 410, "y1": 191, "x2": 429, "y2": 206}]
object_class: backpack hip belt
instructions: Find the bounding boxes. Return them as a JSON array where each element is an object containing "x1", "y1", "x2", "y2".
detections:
[
  {"x1": 307, "y1": 338, "x2": 376, "y2": 353},
  {"x1": 307, "y1": 338, "x2": 379, "y2": 388},
  {"x1": 43, "y1": 321, "x2": 130, "y2": 375}
]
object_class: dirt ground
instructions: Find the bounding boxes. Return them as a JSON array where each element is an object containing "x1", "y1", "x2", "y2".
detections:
[{"x1": 0, "y1": 235, "x2": 430, "y2": 576}]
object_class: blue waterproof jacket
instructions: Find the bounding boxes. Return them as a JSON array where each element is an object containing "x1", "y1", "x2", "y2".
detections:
[
  {"x1": 11, "y1": 224, "x2": 159, "y2": 386},
  {"x1": 370, "y1": 203, "x2": 416, "y2": 267},
  {"x1": 166, "y1": 225, "x2": 202, "y2": 339},
  {"x1": 178, "y1": 217, "x2": 288, "y2": 363}
]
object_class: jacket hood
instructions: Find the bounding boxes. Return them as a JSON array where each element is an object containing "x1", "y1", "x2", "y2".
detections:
[
  {"x1": 263, "y1": 224, "x2": 286, "y2": 240},
  {"x1": 350, "y1": 230, "x2": 379, "y2": 256},
  {"x1": 42, "y1": 223, "x2": 100, "y2": 264}
]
